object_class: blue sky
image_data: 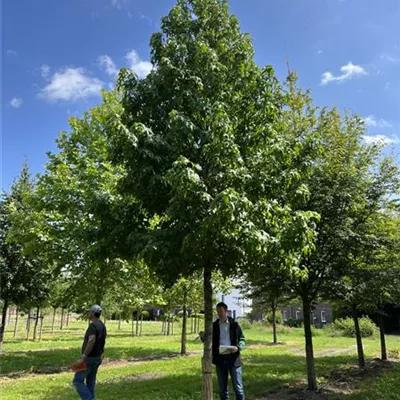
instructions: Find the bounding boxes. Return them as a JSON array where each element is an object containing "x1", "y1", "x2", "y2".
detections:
[{"x1": 2, "y1": 0, "x2": 400, "y2": 190}]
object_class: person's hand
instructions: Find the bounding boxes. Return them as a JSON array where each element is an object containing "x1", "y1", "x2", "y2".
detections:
[{"x1": 230, "y1": 346, "x2": 239, "y2": 354}]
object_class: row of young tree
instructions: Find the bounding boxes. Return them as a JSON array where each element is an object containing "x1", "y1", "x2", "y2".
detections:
[{"x1": 1, "y1": 0, "x2": 399, "y2": 397}]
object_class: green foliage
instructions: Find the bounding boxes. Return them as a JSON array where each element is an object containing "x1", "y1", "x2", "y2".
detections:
[
  {"x1": 265, "y1": 311, "x2": 283, "y2": 325},
  {"x1": 329, "y1": 317, "x2": 379, "y2": 338},
  {"x1": 237, "y1": 318, "x2": 251, "y2": 330},
  {"x1": 141, "y1": 310, "x2": 150, "y2": 320},
  {"x1": 284, "y1": 317, "x2": 302, "y2": 328}
]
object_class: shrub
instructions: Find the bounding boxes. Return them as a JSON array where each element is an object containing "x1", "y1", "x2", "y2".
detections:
[
  {"x1": 265, "y1": 311, "x2": 283, "y2": 325},
  {"x1": 329, "y1": 317, "x2": 378, "y2": 338},
  {"x1": 141, "y1": 310, "x2": 150, "y2": 320},
  {"x1": 284, "y1": 318, "x2": 302, "y2": 328},
  {"x1": 237, "y1": 318, "x2": 251, "y2": 330}
]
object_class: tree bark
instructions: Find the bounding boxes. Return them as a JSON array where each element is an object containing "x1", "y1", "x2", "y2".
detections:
[
  {"x1": 352, "y1": 304, "x2": 365, "y2": 368},
  {"x1": 0, "y1": 300, "x2": 9, "y2": 346},
  {"x1": 66, "y1": 311, "x2": 70, "y2": 327},
  {"x1": 51, "y1": 308, "x2": 56, "y2": 334},
  {"x1": 302, "y1": 295, "x2": 317, "y2": 390},
  {"x1": 13, "y1": 306, "x2": 19, "y2": 338},
  {"x1": 135, "y1": 310, "x2": 139, "y2": 336},
  {"x1": 26, "y1": 310, "x2": 31, "y2": 341},
  {"x1": 167, "y1": 314, "x2": 171, "y2": 336},
  {"x1": 272, "y1": 303, "x2": 278, "y2": 344},
  {"x1": 39, "y1": 315, "x2": 44, "y2": 341},
  {"x1": 181, "y1": 289, "x2": 188, "y2": 355},
  {"x1": 33, "y1": 307, "x2": 40, "y2": 341},
  {"x1": 202, "y1": 266, "x2": 213, "y2": 400},
  {"x1": 378, "y1": 312, "x2": 387, "y2": 361},
  {"x1": 60, "y1": 308, "x2": 64, "y2": 330}
]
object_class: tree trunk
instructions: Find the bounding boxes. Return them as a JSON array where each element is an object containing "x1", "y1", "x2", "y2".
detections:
[
  {"x1": 166, "y1": 314, "x2": 169, "y2": 336},
  {"x1": 66, "y1": 311, "x2": 70, "y2": 327},
  {"x1": 202, "y1": 266, "x2": 213, "y2": 400},
  {"x1": 302, "y1": 295, "x2": 317, "y2": 390},
  {"x1": 135, "y1": 311, "x2": 139, "y2": 336},
  {"x1": 378, "y1": 312, "x2": 387, "y2": 361},
  {"x1": 132, "y1": 312, "x2": 134, "y2": 337},
  {"x1": 39, "y1": 315, "x2": 44, "y2": 341},
  {"x1": 161, "y1": 319, "x2": 165, "y2": 335},
  {"x1": 194, "y1": 314, "x2": 197, "y2": 333},
  {"x1": 51, "y1": 308, "x2": 56, "y2": 334},
  {"x1": 181, "y1": 289, "x2": 188, "y2": 355},
  {"x1": 13, "y1": 306, "x2": 19, "y2": 338},
  {"x1": 33, "y1": 307, "x2": 40, "y2": 341},
  {"x1": 60, "y1": 308, "x2": 64, "y2": 330},
  {"x1": 272, "y1": 303, "x2": 278, "y2": 344},
  {"x1": 191, "y1": 314, "x2": 194, "y2": 333},
  {"x1": 352, "y1": 304, "x2": 365, "y2": 369},
  {"x1": 0, "y1": 300, "x2": 9, "y2": 346},
  {"x1": 7, "y1": 307, "x2": 12, "y2": 326},
  {"x1": 26, "y1": 310, "x2": 31, "y2": 341}
]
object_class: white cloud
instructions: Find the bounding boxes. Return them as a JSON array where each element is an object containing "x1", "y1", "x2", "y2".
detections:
[
  {"x1": 7, "y1": 49, "x2": 17, "y2": 56},
  {"x1": 380, "y1": 54, "x2": 400, "y2": 64},
  {"x1": 363, "y1": 134, "x2": 399, "y2": 146},
  {"x1": 41, "y1": 64, "x2": 51, "y2": 78},
  {"x1": 321, "y1": 62, "x2": 367, "y2": 85},
  {"x1": 38, "y1": 67, "x2": 103, "y2": 102},
  {"x1": 111, "y1": 0, "x2": 125, "y2": 9},
  {"x1": 9, "y1": 97, "x2": 23, "y2": 108},
  {"x1": 125, "y1": 50, "x2": 152, "y2": 79},
  {"x1": 98, "y1": 55, "x2": 118, "y2": 76},
  {"x1": 363, "y1": 115, "x2": 392, "y2": 129}
]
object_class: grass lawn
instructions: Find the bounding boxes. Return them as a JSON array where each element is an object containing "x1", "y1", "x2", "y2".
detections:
[{"x1": 1, "y1": 318, "x2": 400, "y2": 399}]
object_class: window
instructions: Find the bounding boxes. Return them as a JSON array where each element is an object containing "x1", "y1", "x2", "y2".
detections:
[
  {"x1": 283, "y1": 310, "x2": 288, "y2": 321},
  {"x1": 296, "y1": 311, "x2": 300, "y2": 320},
  {"x1": 321, "y1": 311, "x2": 326, "y2": 323}
]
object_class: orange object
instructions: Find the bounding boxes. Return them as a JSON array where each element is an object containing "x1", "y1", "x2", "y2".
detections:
[{"x1": 71, "y1": 360, "x2": 87, "y2": 372}]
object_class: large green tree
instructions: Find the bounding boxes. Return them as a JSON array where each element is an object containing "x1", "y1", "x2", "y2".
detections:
[{"x1": 109, "y1": 1, "x2": 316, "y2": 396}]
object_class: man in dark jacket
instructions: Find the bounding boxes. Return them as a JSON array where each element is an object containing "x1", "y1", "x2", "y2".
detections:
[
  {"x1": 73, "y1": 304, "x2": 107, "y2": 400},
  {"x1": 200, "y1": 302, "x2": 245, "y2": 400}
]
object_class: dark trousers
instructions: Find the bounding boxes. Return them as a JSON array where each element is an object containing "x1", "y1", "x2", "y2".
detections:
[{"x1": 216, "y1": 363, "x2": 245, "y2": 400}]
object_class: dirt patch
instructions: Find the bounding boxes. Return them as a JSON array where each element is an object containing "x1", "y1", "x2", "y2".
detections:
[{"x1": 256, "y1": 359, "x2": 398, "y2": 400}]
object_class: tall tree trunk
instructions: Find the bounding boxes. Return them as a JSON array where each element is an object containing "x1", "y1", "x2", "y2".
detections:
[
  {"x1": 66, "y1": 311, "x2": 70, "y2": 327},
  {"x1": 0, "y1": 300, "x2": 9, "y2": 346},
  {"x1": 302, "y1": 295, "x2": 317, "y2": 390},
  {"x1": 272, "y1": 302, "x2": 278, "y2": 344},
  {"x1": 33, "y1": 307, "x2": 40, "y2": 341},
  {"x1": 378, "y1": 312, "x2": 387, "y2": 361},
  {"x1": 13, "y1": 306, "x2": 19, "y2": 339},
  {"x1": 352, "y1": 304, "x2": 365, "y2": 368},
  {"x1": 7, "y1": 307, "x2": 12, "y2": 326},
  {"x1": 167, "y1": 314, "x2": 171, "y2": 336},
  {"x1": 191, "y1": 314, "x2": 194, "y2": 333},
  {"x1": 26, "y1": 310, "x2": 31, "y2": 340},
  {"x1": 39, "y1": 315, "x2": 44, "y2": 342},
  {"x1": 181, "y1": 289, "x2": 188, "y2": 355},
  {"x1": 136, "y1": 310, "x2": 139, "y2": 336},
  {"x1": 202, "y1": 266, "x2": 213, "y2": 400},
  {"x1": 60, "y1": 308, "x2": 64, "y2": 330},
  {"x1": 194, "y1": 313, "x2": 197, "y2": 333},
  {"x1": 51, "y1": 308, "x2": 56, "y2": 334}
]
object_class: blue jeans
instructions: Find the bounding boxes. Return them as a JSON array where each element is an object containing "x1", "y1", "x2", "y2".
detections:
[
  {"x1": 73, "y1": 357, "x2": 102, "y2": 400},
  {"x1": 216, "y1": 363, "x2": 245, "y2": 400}
]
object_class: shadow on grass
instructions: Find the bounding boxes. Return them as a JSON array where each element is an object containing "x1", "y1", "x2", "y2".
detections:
[
  {"x1": 0, "y1": 345, "x2": 181, "y2": 375},
  {"x1": 18, "y1": 353, "x2": 374, "y2": 400}
]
